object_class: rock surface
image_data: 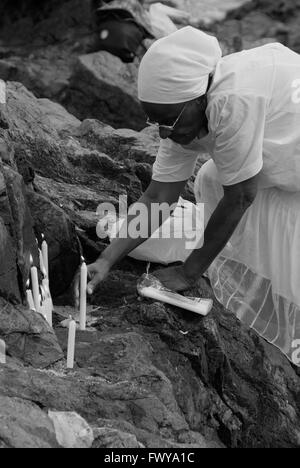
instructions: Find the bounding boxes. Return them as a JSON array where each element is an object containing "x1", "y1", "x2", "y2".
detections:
[
  {"x1": 0, "y1": 297, "x2": 63, "y2": 368},
  {"x1": 0, "y1": 395, "x2": 59, "y2": 448},
  {"x1": 63, "y1": 52, "x2": 145, "y2": 130},
  {"x1": 0, "y1": 270, "x2": 299, "y2": 448},
  {"x1": 1, "y1": 0, "x2": 298, "y2": 128},
  {"x1": 0, "y1": 161, "x2": 38, "y2": 303}
]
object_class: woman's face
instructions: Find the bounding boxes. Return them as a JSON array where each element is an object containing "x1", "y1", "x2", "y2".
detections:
[{"x1": 142, "y1": 97, "x2": 208, "y2": 145}]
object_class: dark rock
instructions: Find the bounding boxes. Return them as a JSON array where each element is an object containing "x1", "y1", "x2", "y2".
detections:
[
  {"x1": 26, "y1": 190, "x2": 81, "y2": 298},
  {"x1": 74, "y1": 119, "x2": 159, "y2": 163},
  {"x1": 63, "y1": 52, "x2": 145, "y2": 130},
  {"x1": 37, "y1": 97, "x2": 81, "y2": 135},
  {"x1": 221, "y1": 0, "x2": 300, "y2": 53},
  {"x1": 1, "y1": 82, "x2": 79, "y2": 153},
  {"x1": 0, "y1": 297, "x2": 63, "y2": 368},
  {"x1": 0, "y1": 49, "x2": 73, "y2": 102},
  {"x1": 0, "y1": 162, "x2": 38, "y2": 303},
  {"x1": 0, "y1": 395, "x2": 59, "y2": 448},
  {"x1": 92, "y1": 427, "x2": 143, "y2": 448},
  {"x1": 0, "y1": 83, "x2": 146, "y2": 285},
  {"x1": 0, "y1": 0, "x2": 96, "y2": 49},
  {"x1": 0, "y1": 215, "x2": 20, "y2": 303},
  {"x1": 14, "y1": 146, "x2": 35, "y2": 186},
  {"x1": 0, "y1": 334, "x2": 223, "y2": 448},
  {"x1": 1, "y1": 165, "x2": 38, "y2": 294},
  {"x1": 3, "y1": 269, "x2": 299, "y2": 449}
]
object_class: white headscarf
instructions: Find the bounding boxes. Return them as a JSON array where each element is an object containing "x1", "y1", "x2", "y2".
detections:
[{"x1": 138, "y1": 26, "x2": 222, "y2": 104}]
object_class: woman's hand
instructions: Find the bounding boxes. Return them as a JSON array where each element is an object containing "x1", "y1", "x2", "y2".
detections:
[
  {"x1": 153, "y1": 265, "x2": 197, "y2": 292},
  {"x1": 73, "y1": 257, "x2": 111, "y2": 308}
]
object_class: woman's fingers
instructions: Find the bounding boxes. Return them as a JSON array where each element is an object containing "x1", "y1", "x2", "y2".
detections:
[
  {"x1": 87, "y1": 273, "x2": 103, "y2": 295},
  {"x1": 73, "y1": 259, "x2": 111, "y2": 302},
  {"x1": 73, "y1": 265, "x2": 97, "y2": 307}
]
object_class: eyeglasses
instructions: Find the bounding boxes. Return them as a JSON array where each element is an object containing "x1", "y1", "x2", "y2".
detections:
[{"x1": 146, "y1": 102, "x2": 188, "y2": 139}]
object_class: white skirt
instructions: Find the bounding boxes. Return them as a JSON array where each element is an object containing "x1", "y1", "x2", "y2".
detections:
[{"x1": 194, "y1": 160, "x2": 300, "y2": 366}]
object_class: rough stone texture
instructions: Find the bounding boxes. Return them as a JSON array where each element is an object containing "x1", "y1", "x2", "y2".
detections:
[
  {"x1": 63, "y1": 52, "x2": 145, "y2": 130},
  {"x1": 0, "y1": 213, "x2": 20, "y2": 303},
  {"x1": 217, "y1": 0, "x2": 300, "y2": 54},
  {"x1": 93, "y1": 427, "x2": 144, "y2": 448},
  {"x1": 75, "y1": 119, "x2": 160, "y2": 164},
  {"x1": 0, "y1": 162, "x2": 38, "y2": 303},
  {"x1": 0, "y1": 265, "x2": 299, "y2": 448},
  {"x1": 0, "y1": 392, "x2": 94, "y2": 448},
  {"x1": 0, "y1": 297, "x2": 63, "y2": 368},
  {"x1": 26, "y1": 190, "x2": 81, "y2": 298},
  {"x1": 0, "y1": 0, "x2": 96, "y2": 49},
  {"x1": 0, "y1": 82, "x2": 149, "y2": 297},
  {"x1": 48, "y1": 411, "x2": 94, "y2": 448},
  {"x1": 0, "y1": 49, "x2": 73, "y2": 103},
  {"x1": 1, "y1": 165, "x2": 38, "y2": 296},
  {"x1": 0, "y1": 395, "x2": 59, "y2": 448}
]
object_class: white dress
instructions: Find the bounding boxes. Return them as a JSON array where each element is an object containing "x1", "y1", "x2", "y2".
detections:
[{"x1": 152, "y1": 43, "x2": 300, "y2": 365}]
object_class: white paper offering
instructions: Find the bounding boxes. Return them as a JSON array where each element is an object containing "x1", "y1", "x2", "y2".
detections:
[
  {"x1": 137, "y1": 274, "x2": 212, "y2": 316},
  {"x1": 0, "y1": 80, "x2": 6, "y2": 104}
]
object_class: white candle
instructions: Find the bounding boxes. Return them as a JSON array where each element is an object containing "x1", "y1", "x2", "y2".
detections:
[
  {"x1": 79, "y1": 260, "x2": 87, "y2": 331},
  {"x1": 0, "y1": 339, "x2": 6, "y2": 364},
  {"x1": 138, "y1": 286, "x2": 213, "y2": 316},
  {"x1": 39, "y1": 286, "x2": 49, "y2": 325},
  {"x1": 42, "y1": 278, "x2": 53, "y2": 327},
  {"x1": 31, "y1": 266, "x2": 40, "y2": 313},
  {"x1": 67, "y1": 319, "x2": 76, "y2": 369},
  {"x1": 39, "y1": 249, "x2": 47, "y2": 277},
  {"x1": 26, "y1": 289, "x2": 36, "y2": 311},
  {"x1": 41, "y1": 237, "x2": 49, "y2": 278},
  {"x1": 39, "y1": 302, "x2": 47, "y2": 321},
  {"x1": 45, "y1": 298, "x2": 52, "y2": 327}
]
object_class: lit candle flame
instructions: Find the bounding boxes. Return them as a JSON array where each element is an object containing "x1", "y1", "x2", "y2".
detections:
[
  {"x1": 146, "y1": 262, "x2": 151, "y2": 278},
  {"x1": 42, "y1": 233, "x2": 45, "y2": 240},
  {"x1": 81, "y1": 256, "x2": 85, "y2": 263},
  {"x1": 26, "y1": 279, "x2": 30, "y2": 288},
  {"x1": 29, "y1": 254, "x2": 33, "y2": 265}
]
